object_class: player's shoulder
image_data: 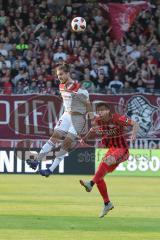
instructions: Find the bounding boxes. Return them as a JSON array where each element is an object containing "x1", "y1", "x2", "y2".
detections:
[
  {"x1": 112, "y1": 113, "x2": 126, "y2": 123},
  {"x1": 112, "y1": 112, "x2": 131, "y2": 125},
  {"x1": 77, "y1": 86, "x2": 89, "y2": 97},
  {"x1": 112, "y1": 113, "x2": 121, "y2": 120},
  {"x1": 78, "y1": 85, "x2": 88, "y2": 92}
]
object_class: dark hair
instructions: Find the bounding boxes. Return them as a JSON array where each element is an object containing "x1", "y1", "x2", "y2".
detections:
[
  {"x1": 96, "y1": 102, "x2": 111, "y2": 111},
  {"x1": 56, "y1": 62, "x2": 70, "y2": 73}
]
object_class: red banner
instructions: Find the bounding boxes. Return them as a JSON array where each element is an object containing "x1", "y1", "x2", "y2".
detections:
[
  {"x1": 100, "y1": 1, "x2": 150, "y2": 41},
  {"x1": 0, "y1": 94, "x2": 160, "y2": 148},
  {"x1": 0, "y1": 95, "x2": 62, "y2": 140},
  {"x1": 0, "y1": 94, "x2": 160, "y2": 137}
]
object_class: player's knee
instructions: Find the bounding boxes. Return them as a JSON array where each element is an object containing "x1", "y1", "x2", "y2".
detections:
[
  {"x1": 50, "y1": 131, "x2": 62, "y2": 143},
  {"x1": 103, "y1": 155, "x2": 116, "y2": 166},
  {"x1": 62, "y1": 137, "x2": 73, "y2": 151}
]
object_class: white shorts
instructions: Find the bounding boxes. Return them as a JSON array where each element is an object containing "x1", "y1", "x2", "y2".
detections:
[{"x1": 54, "y1": 112, "x2": 86, "y2": 137}]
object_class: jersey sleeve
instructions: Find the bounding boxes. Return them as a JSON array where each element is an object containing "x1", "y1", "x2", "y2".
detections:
[
  {"x1": 77, "y1": 88, "x2": 89, "y2": 100},
  {"x1": 113, "y1": 113, "x2": 132, "y2": 126}
]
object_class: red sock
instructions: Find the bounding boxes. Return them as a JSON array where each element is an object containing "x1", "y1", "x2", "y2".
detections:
[
  {"x1": 92, "y1": 161, "x2": 109, "y2": 183},
  {"x1": 96, "y1": 179, "x2": 110, "y2": 203}
]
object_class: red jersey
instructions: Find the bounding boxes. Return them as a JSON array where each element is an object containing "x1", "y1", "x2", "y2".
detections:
[{"x1": 96, "y1": 113, "x2": 132, "y2": 148}]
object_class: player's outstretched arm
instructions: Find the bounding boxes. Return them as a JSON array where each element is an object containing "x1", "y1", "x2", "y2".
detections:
[
  {"x1": 86, "y1": 100, "x2": 95, "y2": 121},
  {"x1": 80, "y1": 126, "x2": 96, "y2": 144},
  {"x1": 115, "y1": 114, "x2": 139, "y2": 142}
]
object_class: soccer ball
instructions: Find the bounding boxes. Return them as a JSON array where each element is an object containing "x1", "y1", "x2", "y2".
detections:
[{"x1": 71, "y1": 17, "x2": 86, "y2": 32}]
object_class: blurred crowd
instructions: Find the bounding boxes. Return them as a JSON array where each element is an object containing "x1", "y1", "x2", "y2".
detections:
[{"x1": 0, "y1": 0, "x2": 160, "y2": 95}]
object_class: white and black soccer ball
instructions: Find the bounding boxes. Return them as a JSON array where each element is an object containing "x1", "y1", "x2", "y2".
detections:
[{"x1": 71, "y1": 17, "x2": 86, "y2": 32}]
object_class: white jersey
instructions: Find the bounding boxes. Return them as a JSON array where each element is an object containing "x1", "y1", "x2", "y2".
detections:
[{"x1": 59, "y1": 82, "x2": 89, "y2": 114}]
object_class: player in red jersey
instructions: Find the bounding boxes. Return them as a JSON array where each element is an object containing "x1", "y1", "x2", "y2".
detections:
[{"x1": 80, "y1": 102, "x2": 139, "y2": 218}]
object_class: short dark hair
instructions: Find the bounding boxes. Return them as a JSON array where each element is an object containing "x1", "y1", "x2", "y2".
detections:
[
  {"x1": 56, "y1": 62, "x2": 70, "y2": 73},
  {"x1": 96, "y1": 102, "x2": 111, "y2": 111}
]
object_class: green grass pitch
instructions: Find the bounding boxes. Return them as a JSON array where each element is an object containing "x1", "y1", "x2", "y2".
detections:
[{"x1": 0, "y1": 175, "x2": 160, "y2": 240}]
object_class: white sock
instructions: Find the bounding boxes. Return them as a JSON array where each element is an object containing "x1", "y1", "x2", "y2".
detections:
[
  {"x1": 55, "y1": 148, "x2": 68, "y2": 158},
  {"x1": 48, "y1": 149, "x2": 68, "y2": 172},
  {"x1": 37, "y1": 140, "x2": 55, "y2": 161},
  {"x1": 49, "y1": 156, "x2": 64, "y2": 172}
]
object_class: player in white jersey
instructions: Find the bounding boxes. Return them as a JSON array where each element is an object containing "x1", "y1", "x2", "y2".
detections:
[{"x1": 26, "y1": 63, "x2": 94, "y2": 176}]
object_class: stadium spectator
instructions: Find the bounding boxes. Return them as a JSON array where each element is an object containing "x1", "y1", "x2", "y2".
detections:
[
  {"x1": 108, "y1": 75, "x2": 124, "y2": 94},
  {"x1": 53, "y1": 45, "x2": 67, "y2": 62},
  {"x1": 81, "y1": 73, "x2": 96, "y2": 93},
  {"x1": 0, "y1": 0, "x2": 160, "y2": 94}
]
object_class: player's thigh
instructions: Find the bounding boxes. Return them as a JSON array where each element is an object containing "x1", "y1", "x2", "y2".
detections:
[
  {"x1": 103, "y1": 148, "x2": 129, "y2": 166},
  {"x1": 68, "y1": 115, "x2": 86, "y2": 137},
  {"x1": 54, "y1": 113, "x2": 71, "y2": 134},
  {"x1": 112, "y1": 148, "x2": 129, "y2": 163},
  {"x1": 100, "y1": 149, "x2": 120, "y2": 173},
  {"x1": 50, "y1": 129, "x2": 65, "y2": 143},
  {"x1": 62, "y1": 134, "x2": 75, "y2": 150},
  {"x1": 62, "y1": 117, "x2": 85, "y2": 150},
  {"x1": 49, "y1": 113, "x2": 70, "y2": 142}
]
